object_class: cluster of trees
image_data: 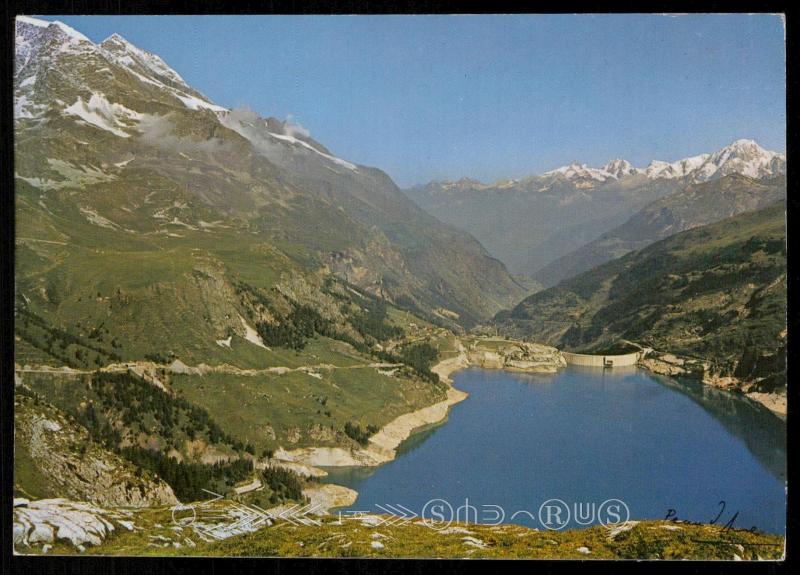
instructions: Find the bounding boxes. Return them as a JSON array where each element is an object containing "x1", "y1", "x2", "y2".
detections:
[
  {"x1": 397, "y1": 342, "x2": 440, "y2": 383},
  {"x1": 256, "y1": 304, "x2": 331, "y2": 351},
  {"x1": 735, "y1": 341, "x2": 786, "y2": 390},
  {"x1": 261, "y1": 466, "x2": 305, "y2": 502},
  {"x1": 349, "y1": 298, "x2": 404, "y2": 342},
  {"x1": 76, "y1": 400, "x2": 123, "y2": 449},
  {"x1": 144, "y1": 352, "x2": 173, "y2": 364},
  {"x1": 86, "y1": 372, "x2": 244, "y2": 451},
  {"x1": 64, "y1": 373, "x2": 266, "y2": 502},
  {"x1": 76, "y1": 372, "x2": 262, "y2": 458},
  {"x1": 240, "y1": 279, "x2": 405, "y2": 352},
  {"x1": 120, "y1": 447, "x2": 253, "y2": 502},
  {"x1": 255, "y1": 295, "x2": 404, "y2": 352},
  {"x1": 15, "y1": 307, "x2": 121, "y2": 368},
  {"x1": 343, "y1": 421, "x2": 379, "y2": 446},
  {"x1": 236, "y1": 280, "x2": 438, "y2": 383}
]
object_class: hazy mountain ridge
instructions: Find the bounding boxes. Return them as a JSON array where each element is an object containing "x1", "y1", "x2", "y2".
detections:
[
  {"x1": 535, "y1": 174, "x2": 787, "y2": 286},
  {"x1": 406, "y1": 140, "x2": 785, "y2": 276},
  {"x1": 406, "y1": 173, "x2": 684, "y2": 275}
]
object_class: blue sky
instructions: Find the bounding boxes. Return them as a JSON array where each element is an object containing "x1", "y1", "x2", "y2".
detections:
[{"x1": 35, "y1": 14, "x2": 785, "y2": 187}]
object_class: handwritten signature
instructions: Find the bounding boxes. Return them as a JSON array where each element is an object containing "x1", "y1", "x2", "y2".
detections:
[{"x1": 664, "y1": 500, "x2": 760, "y2": 534}]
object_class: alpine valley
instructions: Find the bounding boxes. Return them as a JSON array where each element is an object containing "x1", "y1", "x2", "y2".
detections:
[{"x1": 12, "y1": 16, "x2": 787, "y2": 560}]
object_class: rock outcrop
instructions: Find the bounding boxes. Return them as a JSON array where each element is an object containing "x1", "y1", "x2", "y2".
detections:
[
  {"x1": 13, "y1": 498, "x2": 136, "y2": 552},
  {"x1": 15, "y1": 394, "x2": 178, "y2": 507},
  {"x1": 465, "y1": 338, "x2": 566, "y2": 373}
]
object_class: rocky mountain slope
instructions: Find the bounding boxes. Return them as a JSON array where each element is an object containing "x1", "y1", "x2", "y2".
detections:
[
  {"x1": 497, "y1": 203, "x2": 787, "y2": 403},
  {"x1": 14, "y1": 16, "x2": 524, "y2": 330},
  {"x1": 14, "y1": 389, "x2": 177, "y2": 507},
  {"x1": 536, "y1": 174, "x2": 786, "y2": 286},
  {"x1": 406, "y1": 140, "x2": 785, "y2": 277}
]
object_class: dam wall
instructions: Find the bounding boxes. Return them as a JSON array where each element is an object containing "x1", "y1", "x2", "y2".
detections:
[{"x1": 562, "y1": 350, "x2": 641, "y2": 368}]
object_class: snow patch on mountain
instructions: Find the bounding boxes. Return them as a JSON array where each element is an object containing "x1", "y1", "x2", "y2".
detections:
[
  {"x1": 63, "y1": 93, "x2": 143, "y2": 138},
  {"x1": 603, "y1": 159, "x2": 640, "y2": 178},
  {"x1": 101, "y1": 33, "x2": 187, "y2": 86},
  {"x1": 218, "y1": 108, "x2": 358, "y2": 172},
  {"x1": 644, "y1": 153, "x2": 710, "y2": 179},
  {"x1": 172, "y1": 92, "x2": 228, "y2": 113},
  {"x1": 14, "y1": 95, "x2": 39, "y2": 119},
  {"x1": 268, "y1": 131, "x2": 358, "y2": 171},
  {"x1": 98, "y1": 33, "x2": 227, "y2": 113},
  {"x1": 80, "y1": 206, "x2": 120, "y2": 229}
]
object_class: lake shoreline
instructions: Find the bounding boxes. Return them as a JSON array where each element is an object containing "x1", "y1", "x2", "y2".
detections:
[
  {"x1": 273, "y1": 337, "x2": 567, "y2": 472},
  {"x1": 272, "y1": 344, "x2": 472, "y2": 472}
]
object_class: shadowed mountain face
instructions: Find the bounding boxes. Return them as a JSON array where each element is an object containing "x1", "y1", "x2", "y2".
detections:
[
  {"x1": 405, "y1": 175, "x2": 683, "y2": 276},
  {"x1": 14, "y1": 17, "x2": 525, "y2": 330},
  {"x1": 535, "y1": 174, "x2": 787, "y2": 287},
  {"x1": 497, "y1": 203, "x2": 787, "y2": 393},
  {"x1": 405, "y1": 141, "x2": 785, "y2": 279}
]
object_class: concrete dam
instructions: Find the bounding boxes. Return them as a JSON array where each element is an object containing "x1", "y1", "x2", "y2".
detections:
[{"x1": 561, "y1": 350, "x2": 643, "y2": 368}]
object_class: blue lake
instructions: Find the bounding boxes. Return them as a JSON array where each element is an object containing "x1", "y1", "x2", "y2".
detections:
[{"x1": 324, "y1": 367, "x2": 786, "y2": 534}]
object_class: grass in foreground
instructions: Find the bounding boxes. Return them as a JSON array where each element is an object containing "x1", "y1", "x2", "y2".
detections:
[{"x1": 22, "y1": 506, "x2": 784, "y2": 560}]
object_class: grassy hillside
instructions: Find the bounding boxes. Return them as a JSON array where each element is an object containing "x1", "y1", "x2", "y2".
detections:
[
  {"x1": 12, "y1": 17, "x2": 527, "y2": 509},
  {"x1": 16, "y1": 174, "x2": 453, "y2": 501},
  {"x1": 499, "y1": 202, "x2": 786, "y2": 393}
]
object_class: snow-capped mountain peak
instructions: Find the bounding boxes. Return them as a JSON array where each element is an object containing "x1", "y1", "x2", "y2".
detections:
[
  {"x1": 544, "y1": 158, "x2": 642, "y2": 184},
  {"x1": 15, "y1": 15, "x2": 96, "y2": 70},
  {"x1": 15, "y1": 16, "x2": 227, "y2": 122},
  {"x1": 100, "y1": 32, "x2": 188, "y2": 88},
  {"x1": 543, "y1": 162, "x2": 614, "y2": 183},
  {"x1": 646, "y1": 140, "x2": 785, "y2": 182},
  {"x1": 17, "y1": 15, "x2": 92, "y2": 43},
  {"x1": 602, "y1": 159, "x2": 639, "y2": 179},
  {"x1": 542, "y1": 140, "x2": 784, "y2": 186},
  {"x1": 644, "y1": 153, "x2": 710, "y2": 180},
  {"x1": 705, "y1": 139, "x2": 785, "y2": 179}
]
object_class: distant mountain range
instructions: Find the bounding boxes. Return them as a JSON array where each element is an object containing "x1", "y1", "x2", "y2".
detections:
[
  {"x1": 540, "y1": 139, "x2": 785, "y2": 184},
  {"x1": 405, "y1": 140, "x2": 786, "y2": 278}
]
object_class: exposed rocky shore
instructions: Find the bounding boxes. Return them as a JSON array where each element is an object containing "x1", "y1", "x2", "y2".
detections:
[
  {"x1": 464, "y1": 337, "x2": 566, "y2": 372},
  {"x1": 640, "y1": 353, "x2": 786, "y2": 417}
]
